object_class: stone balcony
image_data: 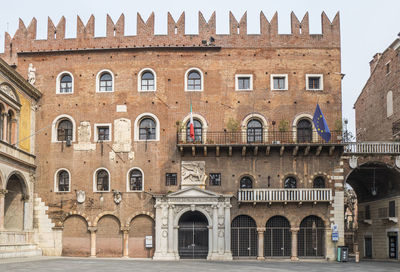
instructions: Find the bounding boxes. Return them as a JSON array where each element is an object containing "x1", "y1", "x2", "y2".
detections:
[
  {"x1": 238, "y1": 188, "x2": 332, "y2": 204},
  {"x1": 344, "y1": 142, "x2": 400, "y2": 155}
]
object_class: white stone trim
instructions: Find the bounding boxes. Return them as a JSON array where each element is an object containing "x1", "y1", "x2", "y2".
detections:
[
  {"x1": 126, "y1": 167, "x2": 144, "y2": 192},
  {"x1": 138, "y1": 68, "x2": 157, "y2": 92},
  {"x1": 93, "y1": 123, "x2": 112, "y2": 142},
  {"x1": 235, "y1": 74, "x2": 253, "y2": 91},
  {"x1": 387, "y1": 90, "x2": 393, "y2": 117},
  {"x1": 270, "y1": 74, "x2": 288, "y2": 91},
  {"x1": 241, "y1": 113, "x2": 268, "y2": 143},
  {"x1": 51, "y1": 114, "x2": 76, "y2": 143},
  {"x1": 180, "y1": 113, "x2": 208, "y2": 143},
  {"x1": 134, "y1": 112, "x2": 160, "y2": 141},
  {"x1": 184, "y1": 67, "x2": 204, "y2": 92},
  {"x1": 56, "y1": 71, "x2": 74, "y2": 94},
  {"x1": 54, "y1": 168, "x2": 71, "y2": 193},
  {"x1": 292, "y1": 113, "x2": 317, "y2": 143},
  {"x1": 93, "y1": 167, "x2": 111, "y2": 192},
  {"x1": 306, "y1": 74, "x2": 324, "y2": 91},
  {"x1": 96, "y1": 69, "x2": 115, "y2": 93}
]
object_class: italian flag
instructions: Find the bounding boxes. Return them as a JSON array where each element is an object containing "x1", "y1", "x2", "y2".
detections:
[{"x1": 189, "y1": 102, "x2": 195, "y2": 140}]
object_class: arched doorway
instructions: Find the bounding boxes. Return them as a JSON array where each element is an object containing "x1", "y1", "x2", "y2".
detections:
[
  {"x1": 264, "y1": 216, "x2": 291, "y2": 257},
  {"x1": 178, "y1": 211, "x2": 209, "y2": 259},
  {"x1": 297, "y1": 119, "x2": 312, "y2": 143},
  {"x1": 231, "y1": 215, "x2": 257, "y2": 258},
  {"x1": 129, "y1": 215, "x2": 155, "y2": 258},
  {"x1": 298, "y1": 215, "x2": 325, "y2": 257},
  {"x1": 62, "y1": 215, "x2": 90, "y2": 256},
  {"x1": 4, "y1": 174, "x2": 27, "y2": 230},
  {"x1": 96, "y1": 215, "x2": 123, "y2": 257}
]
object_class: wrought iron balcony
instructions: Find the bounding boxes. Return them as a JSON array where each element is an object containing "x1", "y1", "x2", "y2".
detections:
[
  {"x1": 177, "y1": 130, "x2": 343, "y2": 145},
  {"x1": 344, "y1": 142, "x2": 400, "y2": 154},
  {"x1": 238, "y1": 188, "x2": 332, "y2": 203}
]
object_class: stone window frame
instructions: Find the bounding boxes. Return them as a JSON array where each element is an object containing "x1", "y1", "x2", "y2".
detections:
[
  {"x1": 292, "y1": 113, "x2": 318, "y2": 143},
  {"x1": 126, "y1": 167, "x2": 144, "y2": 192},
  {"x1": 238, "y1": 174, "x2": 256, "y2": 189},
  {"x1": 51, "y1": 114, "x2": 76, "y2": 143},
  {"x1": 94, "y1": 123, "x2": 112, "y2": 142},
  {"x1": 179, "y1": 113, "x2": 208, "y2": 143},
  {"x1": 95, "y1": 69, "x2": 115, "y2": 93},
  {"x1": 305, "y1": 74, "x2": 324, "y2": 91},
  {"x1": 184, "y1": 67, "x2": 204, "y2": 92},
  {"x1": 56, "y1": 71, "x2": 74, "y2": 94},
  {"x1": 241, "y1": 113, "x2": 269, "y2": 143},
  {"x1": 134, "y1": 112, "x2": 160, "y2": 142},
  {"x1": 93, "y1": 167, "x2": 111, "y2": 193},
  {"x1": 235, "y1": 74, "x2": 253, "y2": 91},
  {"x1": 282, "y1": 174, "x2": 299, "y2": 189},
  {"x1": 54, "y1": 168, "x2": 71, "y2": 193},
  {"x1": 270, "y1": 74, "x2": 288, "y2": 91},
  {"x1": 138, "y1": 68, "x2": 157, "y2": 92}
]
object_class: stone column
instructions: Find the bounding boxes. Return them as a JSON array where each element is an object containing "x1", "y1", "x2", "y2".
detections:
[
  {"x1": 212, "y1": 204, "x2": 218, "y2": 253},
  {"x1": 257, "y1": 227, "x2": 266, "y2": 260},
  {"x1": 23, "y1": 196, "x2": 30, "y2": 230},
  {"x1": 122, "y1": 228, "x2": 129, "y2": 258},
  {"x1": 2, "y1": 113, "x2": 7, "y2": 141},
  {"x1": 224, "y1": 201, "x2": 231, "y2": 254},
  {"x1": 290, "y1": 227, "x2": 299, "y2": 261},
  {"x1": 167, "y1": 204, "x2": 174, "y2": 253},
  {"x1": 88, "y1": 227, "x2": 97, "y2": 257},
  {"x1": 0, "y1": 190, "x2": 6, "y2": 230}
]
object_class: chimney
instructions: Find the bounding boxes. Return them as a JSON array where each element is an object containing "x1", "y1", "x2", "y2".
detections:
[{"x1": 369, "y1": 53, "x2": 382, "y2": 74}]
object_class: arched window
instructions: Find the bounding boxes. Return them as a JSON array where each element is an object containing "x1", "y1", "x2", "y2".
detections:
[
  {"x1": 297, "y1": 119, "x2": 312, "y2": 143},
  {"x1": 284, "y1": 176, "x2": 297, "y2": 188},
  {"x1": 240, "y1": 176, "x2": 253, "y2": 189},
  {"x1": 7, "y1": 110, "x2": 14, "y2": 144},
  {"x1": 129, "y1": 169, "x2": 143, "y2": 191},
  {"x1": 57, "y1": 170, "x2": 70, "y2": 192},
  {"x1": 96, "y1": 169, "x2": 109, "y2": 192},
  {"x1": 99, "y1": 72, "x2": 113, "y2": 92},
  {"x1": 313, "y1": 176, "x2": 325, "y2": 188},
  {"x1": 247, "y1": 119, "x2": 263, "y2": 143},
  {"x1": 187, "y1": 70, "x2": 202, "y2": 90},
  {"x1": 60, "y1": 74, "x2": 73, "y2": 93},
  {"x1": 57, "y1": 119, "x2": 73, "y2": 141},
  {"x1": 186, "y1": 119, "x2": 202, "y2": 142},
  {"x1": 0, "y1": 104, "x2": 4, "y2": 140},
  {"x1": 141, "y1": 71, "x2": 155, "y2": 91},
  {"x1": 139, "y1": 118, "x2": 156, "y2": 140}
]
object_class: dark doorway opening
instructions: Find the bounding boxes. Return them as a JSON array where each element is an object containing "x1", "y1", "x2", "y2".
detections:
[
  {"x1": 388, "y1": 233, "x2": 398, "y2": 259},
  {"x1": 364, "y1": 237, "x2": 372, "y2": 258}
]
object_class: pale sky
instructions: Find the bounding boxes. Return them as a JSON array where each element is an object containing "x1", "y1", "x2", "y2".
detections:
[{"x1": 1, "y1": 0, "x2": 399, "y2": 135}]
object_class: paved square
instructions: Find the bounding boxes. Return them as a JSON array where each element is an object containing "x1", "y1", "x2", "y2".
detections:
[{"x1": 0, "y1": 257, "x2": 399, "y2": 272}]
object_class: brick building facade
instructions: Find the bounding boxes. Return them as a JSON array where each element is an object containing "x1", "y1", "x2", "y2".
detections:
[{"x1": 1, "y1": 11, "x2": 346, "y2": 260}]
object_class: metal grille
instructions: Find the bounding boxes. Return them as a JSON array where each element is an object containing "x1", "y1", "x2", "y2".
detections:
[
  {"x1": 231, "y1": 215, "x2": 258, "y2": 258},
  {"x1": 264, "y1": 216, "x2": 291, "y2": 257},
  {"x1": 298, "y1": 216, "x2": 325, "y2": 257},
  {"x1": 178, "y1": 211, "x2": 208, "y2": 259}
]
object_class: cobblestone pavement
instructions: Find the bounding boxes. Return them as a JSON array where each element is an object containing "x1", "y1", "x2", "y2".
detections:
[{"x1": 0, "y1": 257, "x2": 399, "y2": 272}]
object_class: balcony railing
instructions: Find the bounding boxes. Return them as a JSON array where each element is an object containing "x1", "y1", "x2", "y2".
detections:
[
  {"x1": 177, "y1": 130, "x2": 342, "y2": 145},
  {"x1": 344, "y1": 142, "x2": 400, "y2": 154},
  {"x1": 238, "y1": 188, "x2": 332, "y2": 203}
]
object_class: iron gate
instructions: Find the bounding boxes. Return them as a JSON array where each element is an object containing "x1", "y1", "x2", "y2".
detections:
[
  {"x1": 231, "y1": 215, "x2": 258, "y2": 258},
  {"x1": 298, "y1": 216, "x2": 325, "y2": 257},
  {"x1": 178, "y1": 211, "x2": 208, "y2": 259},
  {"x1": 265, "y1": 216, "x2": 291, "y2": 257}
]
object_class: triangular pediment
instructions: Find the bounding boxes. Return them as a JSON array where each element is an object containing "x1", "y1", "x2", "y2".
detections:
[{"x1": 167, "y1": 187, "x2": 220, "y2": 198}]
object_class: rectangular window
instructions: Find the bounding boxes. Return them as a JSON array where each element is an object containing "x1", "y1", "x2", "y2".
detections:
[
  {"x1": 209, "y1": 173, "x2": 221, "y2": 186},
  {"x1": 271, "y1": 74, "x2": 288, "y2": 90},
  {"x1": 166, "y1": 173, "x2": 177, "y2": 186},
  {"x1": 306, "y1": 74, "x2": 323, "y2": 91},
  {"x1": 365, "y1": 205, "x2": 371, "y2": 220},
  {"x1": 235, "y1": 74, "x2": 253, "y2": 91},
  {"x1": 94, "y1": 124, "x2": 111, "y2": 142},
  {"x1": 386, "y1": 63, "x2": 390, "y2": 74},
  {"x1": 389, "y1": 201, "x2": 396, "y2": 217}
]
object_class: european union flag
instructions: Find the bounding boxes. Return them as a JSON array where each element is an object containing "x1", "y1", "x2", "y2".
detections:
[{"x1": 313, "y1": 104, "x2": 331, "y2": 142}]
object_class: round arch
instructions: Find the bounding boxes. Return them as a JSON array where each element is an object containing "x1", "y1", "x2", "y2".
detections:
[
  {"x1": 93, "y1": 167, "x2": 111, "y2": 193},
  {"x1": 96, "y1": 214, "x2": 123, "y2": 257},
  {"x1": 62, "y1": 214, "x2": 90, "y2": 256},
  {"x1": 231, "y1": 214, "x2": 258, "y2": 258},
  {"x1": 126, "y1": 167, "x2": 144, "y2": 192},
  {"x1": 180, "y1": 113, "x2": 209, "y2": 143},
  {"x1": 51, "y1": 114, "x2": 76, "y2": 142},
  {"x1": 4, "y1": 172, "x2": 29, "y2": 230},
  {"x1": 241, "y1": 113, "x2": 268, "y2": 143},
  {"x1": 264, "y1": 215, "x2": 291, "y2": 257},
  {"x1": 5, "y1": 171, "x2": 29, "y2": 197},
  {"x1": 174, "y1": 207, "x2": 211, "y2": 227},
  {"x1": 134, "y1": 112, "x2": 161, "y2": 141},
  {"x1": 95, "y1": 69, "x2": 115, "y2": 93},
  {"x1": 54, "y1": 168, "x2": 71, "y2": 192},
  {"x1": 56, "y1": 71, "x2": 74, "y2": 94},
  {"x1": 138, "y1": 68, "x2": 157, "y2": 92},
  {"x1": 184, "y1": 67, "x2": 204, "y2": 92},
  {"x1": 292, "y1": 113, "x2": 317, "y2": 142},
  {"x1": 129, "y1": 214, "x2": 155, "y2": 258}
]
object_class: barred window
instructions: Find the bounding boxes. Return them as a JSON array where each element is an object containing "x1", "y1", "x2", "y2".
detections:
[
  {"x1": 99, "y1": 72, "x2": 113, "y2": 92},
  {"x1": 240, "y1": 176, "x2": 253, "y2": 189},
  {"x1": 96, "y1": 170, "x2": 109, "y2": 191},
  {"x1": 58, "y1": 170, "x2": 70, "y2": 192},
  {"x1": 273, "y1": 77, "x2": 286, "y2": 90},
  {"x1": 129, "y1": 169, "x2": 143, "y2": 191},
  {"x1": 139, "y1": 118, "x2": 156, "y2": 140},
  {"x1": 141, "y1": 71, "x2": 155, "y2": 91},
  {"x1": 97, "y1": 126, "x2": 110, "y2": 141},
  {"x1": 209, "y1": 173, "x2": 221, "y2": 186},
  {"x1": 313, "y1": 177, "x2": 325, "y2": 188},
  {"x1": 57, "y1": 119, "x2": 73, "y2": 141},
  {"x1": 284, "y1": 176, "x2": 297, "y2": 188},
  {"x1": 60, "y1": 74, "x2": 72, "y2": 93},
  {"x1": 166, "y1": 173, "x2": 177, "y2": 186},
  {"x1": 187, "y1": 71, "x2": 201, "y2": 90}
]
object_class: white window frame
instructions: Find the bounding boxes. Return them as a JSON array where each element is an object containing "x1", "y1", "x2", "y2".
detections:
[
  {"x1": 138, "y1": 68, "x2": 157, "y2": 92},
  {"x1": 96, "y1": 69, "x2": 115, "y2": 93},
  {"x1": 270, "y1": 74, "x2": 288, "y2": 91},
  {"x1": 94, "y1": 123, "x2": 112, "y2": 142},
  {"x1": 51, "y1": 114, "x2": 76, "y2": 143},
  {"x1": 56, "y1": 71, "x2": 74, "y2": 94},
  {"x1": 54, "y1": 168, "x2": 71, "y2": 193},
  {"x1": 126, "y1": 167, "x2": 144, "y2": 192},
  {"x1": 93, "y1": 167, "x2": 111, "y2": 192},
  {"x1": 184, "y1": 68, "x2": 204, "y2": 92},
  {"x1": 306, "y1": 74, "x2": 324, "y2": 91},
  {"x1": 134, "y1": 112, "x2": 160, "y2": 142},
  {"x1": 235, "y1": 74, "x2": 253, "y2": 91}
]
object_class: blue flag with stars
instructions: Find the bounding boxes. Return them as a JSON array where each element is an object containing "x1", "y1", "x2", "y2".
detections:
[{"x1": 313, "y1": 104, "x2": 331, "y2": 142}]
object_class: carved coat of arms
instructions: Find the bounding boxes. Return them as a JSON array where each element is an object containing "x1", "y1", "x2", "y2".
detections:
[{"x1": 76, "y1": 190, "x2": 86, "y2": 203}]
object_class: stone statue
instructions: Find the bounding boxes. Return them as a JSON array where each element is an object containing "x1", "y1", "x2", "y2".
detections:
[
  {"x1": 28, "y1": 63, "x2": 36, "y2": 85},
  {"x1": 181, "y1": 161, "x2": 207, "y2": 186}
]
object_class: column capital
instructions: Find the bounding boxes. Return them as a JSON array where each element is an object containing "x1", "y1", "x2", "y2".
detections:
[
  {"x1": 88, "y1": 226, "x2": 97, "y2": 232},
  {"x1": 0, "y1": 189, "x2": 7, "y2": 196},
  {"x1": 290, "y1": 227, "x2": 300, "y2": 233},
  {"x1": 121, "y1": 227, "x2": 130, "y2": 233},
  {"x1": 257, "y1": 227, "x2": 266, "y2": 232}
]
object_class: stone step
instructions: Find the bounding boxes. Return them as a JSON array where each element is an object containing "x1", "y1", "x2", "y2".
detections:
[
  {"x1": 0, "y1": 244, "x2": 38, "y2": 251},
  {"x1": 0, "y1": 244, "x2": 42, "y2": 259}
]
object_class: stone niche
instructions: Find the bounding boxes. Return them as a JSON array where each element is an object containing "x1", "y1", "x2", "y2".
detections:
[
  {"x1": 181, "y1": 161, "x2": 207, "y2": 189},
  {"x1": 73, "y1": 121, "x2": 96, "y2": 151}
]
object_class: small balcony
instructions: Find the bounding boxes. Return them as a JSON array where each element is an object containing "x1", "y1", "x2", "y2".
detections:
[
  {"x1": 238, "y1": 188, "x2": 332, "y2": 203},
  {"x1": 344, "y1": 142, "x2": 400, "y2": 154}
]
